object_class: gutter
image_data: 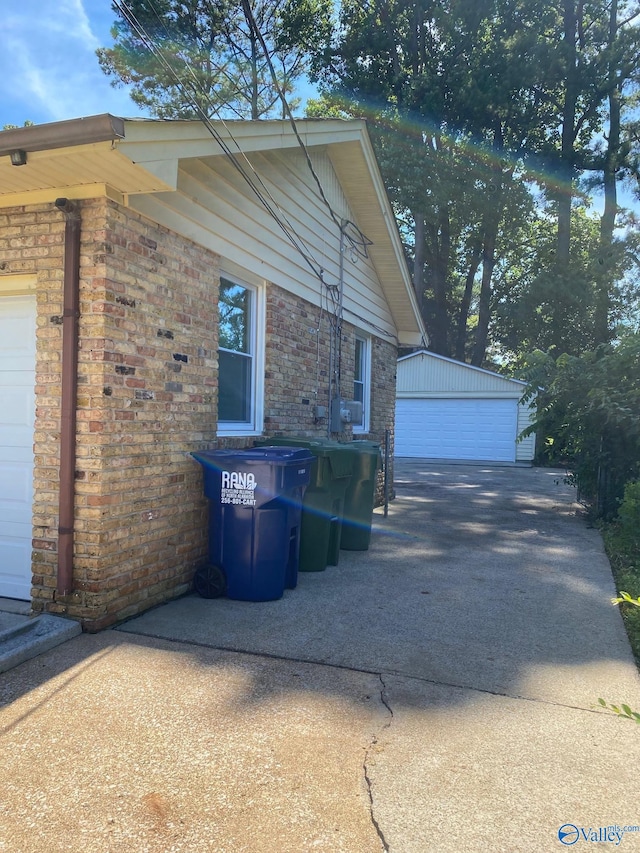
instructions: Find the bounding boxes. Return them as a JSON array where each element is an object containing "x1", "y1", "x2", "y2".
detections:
[
  {"x1": 55, "y1": 198, "x2": 81, "y2": 598},
  {"x1": 0, "y1": 114, "x2": 125, "y2": 157}
]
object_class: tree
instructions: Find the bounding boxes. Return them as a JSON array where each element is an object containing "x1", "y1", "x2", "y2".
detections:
[
  {"x1": 294, "y1": 0, "x2": 640, "y2": 364},
  {"x1": 2, "y1": 120, "x2": 34, "y2": 130},
  {"x1": 282, "y1": 0, "x2": 574, "y2": 364},
  {"x1": 521, "y1": 332, "x2": 640, "y2": 516},
  {"x1": 536, "y1": 0, "x2": 640, "y2": 343},
  {"x1": 97, "y1": 0, "x2": 311, "y2": 119}
]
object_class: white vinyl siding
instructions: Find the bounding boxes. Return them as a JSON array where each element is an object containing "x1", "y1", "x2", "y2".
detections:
[
  {"x1": 516, "y1": 400, "x2": 537, "y2": 462},
  {"x1": 128, "y1": 148, "x2": 397, "y2": 344}
]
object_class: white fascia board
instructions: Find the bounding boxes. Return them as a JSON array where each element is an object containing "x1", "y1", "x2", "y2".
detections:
[
  {"x1": 357, "y1": 128, "x2": 427, "y2": 345},
  {"x1": 396, "y1": 390, "x2": 524, "y2": 399},
  {"x1": 119, "y1": 118, "x2": 366, "y2": 163}
]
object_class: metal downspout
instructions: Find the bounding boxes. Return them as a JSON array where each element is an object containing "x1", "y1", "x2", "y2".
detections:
[{"x1": 55, "y1": 198, "x2": 80, "y2": 598}]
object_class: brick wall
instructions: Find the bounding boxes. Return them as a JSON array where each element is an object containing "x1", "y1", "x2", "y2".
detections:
[
  {"x1": 0, "y1": 202, "x2": 67, "y2": 612},
  {"x1": 263, "y1": 285, "x2": 332, "y2": 437},
  {"x1": 336, "y1": 319, "x2": 397, "y2": 505},
  {"x1": 262, "y1": 283, "x2": 396, "y2": 502},
  {"x1": 2, "y1": 198, "x2": 220, "y2": 629}
]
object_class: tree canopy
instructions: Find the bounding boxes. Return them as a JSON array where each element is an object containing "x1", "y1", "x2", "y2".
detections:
[
  {"x1": 282, "y1": 0, "x2": 640, "y2": 364},
  {"x1": 97, "y1": 0, "x2": 312, "y2": 119},
  {"x1": 98, "y1": 0, "x2": 640, "y2": 367}
]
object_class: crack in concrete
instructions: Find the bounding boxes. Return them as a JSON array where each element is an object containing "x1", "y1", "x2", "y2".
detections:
[
  {"x1": 363, "y1": 673, "x2": 393, "y2": 852},
  {"x1": 118, "y1": 629, "x2": 608, "y2": 717}
]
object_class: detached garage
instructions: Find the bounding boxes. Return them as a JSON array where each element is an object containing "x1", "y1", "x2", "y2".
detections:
[{"x1": 395, "y1": 350, "x2": 536, "y2": 463}]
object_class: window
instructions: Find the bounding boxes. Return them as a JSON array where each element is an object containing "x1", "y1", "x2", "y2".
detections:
[
  {"x1": 218, "y1": 277, "x2": 263, "y2": 434},
  {"x1": 353, "y1": 333, "x2": 370, "y2": 433}
]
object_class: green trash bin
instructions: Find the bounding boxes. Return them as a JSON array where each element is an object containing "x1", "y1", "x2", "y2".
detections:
[
  {"x1": 339, "y1": 440, "x2": 382, "y2": 551},
  {"x1": 255, "y1": 438, "x2": 353, "y2": 572}
]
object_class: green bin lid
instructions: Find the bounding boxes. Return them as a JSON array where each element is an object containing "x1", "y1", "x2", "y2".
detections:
[{"x1": 256, "y1": 437, "x2": 353, "y2": 479}]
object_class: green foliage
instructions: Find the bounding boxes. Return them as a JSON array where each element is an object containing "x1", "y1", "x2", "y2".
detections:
[
  {"x1": 603, "y1": 504, "x2": 640, "y2": 669},
  {"x1": 597, "y1": 561, "x2": 640, "y2": 724},
  {"x1": 2, "y1": 120, "x2": 34, "y2": 130},
  {"x1": 493, "y1": 206, "x2": 639, "y2": 364},
  {"x1": 522, "y1": 334, "x2": 640, "y2": 517},
  {"x1": 97, "y1": 0, "x2": 307, "y2": 119},
  {"x1": 616, "y1": 481, "x2": 640, "y2": 539},
  {"x1": 596, "y1": 698, "x2": 640, "y2": 723},
  {"x1": 613, "y1": 591, "x2": 640, "y2": 608},
  {"x1": 290, "y1": 0, "x2": 640, "y2": 365},
  {"x1": 597, "y1": 486, "x2": 640, "y2": 724},
  {"x1": 292, "y1": 0, "x2": 566, "y2": 362}
]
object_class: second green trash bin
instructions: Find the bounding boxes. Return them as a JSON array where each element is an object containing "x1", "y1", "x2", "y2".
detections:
[
  {"x1": 255, "y1": 438, "x2": 353, "y2": 572},
  {"x1": 339, "y1": 440, "x2": 382, "y2": 551}
]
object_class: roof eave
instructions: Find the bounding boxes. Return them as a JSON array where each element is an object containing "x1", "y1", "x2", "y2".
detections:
[{"x1": 0, "y1": 114, "x2": 125, "y2": 157}]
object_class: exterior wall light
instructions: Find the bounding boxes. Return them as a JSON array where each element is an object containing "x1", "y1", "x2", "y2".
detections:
[{"x1": 10, "y1": 150, "x2": 27, "y2": 166}]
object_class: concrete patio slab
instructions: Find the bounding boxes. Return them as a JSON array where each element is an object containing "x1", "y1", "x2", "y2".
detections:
[{"x1": 119, "y1": 464, "x2": 639, "y2": 711}]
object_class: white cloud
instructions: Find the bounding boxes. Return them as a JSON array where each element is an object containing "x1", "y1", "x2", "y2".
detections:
[{"x1": 0, "y1": 0, "x2": 146, "y2": 126}]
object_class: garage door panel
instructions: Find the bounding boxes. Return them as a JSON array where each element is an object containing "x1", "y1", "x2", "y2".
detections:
[
  {"x1": 0, "y1": 304, "x2": 36, "y2": 371},
  {"x1": 395, "y1": 398, "x2": 517, "y2": 462},
  {"x1": 0, "y1": 384, "x2": 35, "y2": 440},
  {"x1": 0, "y1": 460, "x2": 33, "y2": 518},
  {"x1": 0, "y1": 538, "x2": 33, "y2": 599},
  {"x1": 0, "y1": 294, "x2": 35, "y2": 600}
]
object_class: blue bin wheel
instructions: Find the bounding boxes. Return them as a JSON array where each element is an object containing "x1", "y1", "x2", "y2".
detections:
[{"x1": 194, "y1": 564, "x2": 226, "y2": 599}]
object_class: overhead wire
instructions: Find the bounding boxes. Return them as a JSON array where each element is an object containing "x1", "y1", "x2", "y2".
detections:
[
  {"x1": 113, "y1": 0, "x2": 327, "y2": 284},
  {"x1": 241, "y1": 0, "x2": 374, "y2": 261},
  {"x1": 113, "y1": 1, "x2": 394, "y2": 401}
]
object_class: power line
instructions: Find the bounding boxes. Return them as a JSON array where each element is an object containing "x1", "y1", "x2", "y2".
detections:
[
  {"x1": 112, "y1": 2, "x2": 390, "y2": 374},
  {"x1": 113, "y1": 0, "x2": 327, "y2": 284},
  {"x1": 242, "y1": 0, "x2": 374, "y2": 262}
]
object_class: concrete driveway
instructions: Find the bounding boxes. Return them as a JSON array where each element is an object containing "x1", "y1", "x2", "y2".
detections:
[{"x1": 1, "y1": 462, "x2": 639, "y2": 852}]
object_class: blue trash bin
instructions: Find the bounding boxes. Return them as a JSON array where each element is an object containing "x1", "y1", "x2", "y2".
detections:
[{"x1": 191, "y1": 447, "x2": 313, "y2": 601}]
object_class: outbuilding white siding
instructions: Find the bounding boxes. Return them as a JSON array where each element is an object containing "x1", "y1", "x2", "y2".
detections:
[{"x1": 395, "y1": 351, "x2": 536, "y2": 463}]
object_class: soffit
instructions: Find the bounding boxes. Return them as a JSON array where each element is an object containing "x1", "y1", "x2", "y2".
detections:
[{"x1": 0, "y1": 141, "x2": 175, "y2": 204}]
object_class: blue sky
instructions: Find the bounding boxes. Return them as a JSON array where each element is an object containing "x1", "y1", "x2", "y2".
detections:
[{"x1": 1, "y1": 0, "x2": 147, "y2": 128}]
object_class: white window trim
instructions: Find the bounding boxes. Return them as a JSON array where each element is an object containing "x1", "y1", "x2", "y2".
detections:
[
  {"x1": 217, "y1": 276, "x2": 265, "y2": 437},
  {"x1": 353, "y1": 332, "x2": 371, "y2": 434}
]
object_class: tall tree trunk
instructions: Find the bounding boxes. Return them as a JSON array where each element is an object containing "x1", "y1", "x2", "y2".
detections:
[
  {"x1": 471, "y1": 130, "x2": 512, "y2": 366},
  {"x1": 454, "y1": 244, "x2": 482, "y2": 361},
  {"x1": 557, "y1": 0, "x2": 579, "y2": 265},
  {"x1": 427, "y1": 209, "x2": 451, "y2": 356},
  {"x1": 471, "y1": 227, "x2": 497, "y2": 366},
  {"x1": 242, "y1": 0, "x2": 260, "y2": 119},
  {"x1": 595, "y1": 0, "x2": 620, "y2": 344}
]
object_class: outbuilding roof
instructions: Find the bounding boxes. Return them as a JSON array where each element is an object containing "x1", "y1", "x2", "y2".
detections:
[{"x1": 397, "y1": 349, "x2": 527, "y2": 397}]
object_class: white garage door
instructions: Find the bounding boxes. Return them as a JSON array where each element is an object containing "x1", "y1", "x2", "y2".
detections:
[
  {"x1": 0, "y1": 295, "x2": 36, "y2": 600},
  {"x1": 395, "y1": 398, "x2": 518, "y2": 462}
]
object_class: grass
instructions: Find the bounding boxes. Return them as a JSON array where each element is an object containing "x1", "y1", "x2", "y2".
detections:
[{"x1": 601, "y1": 520, "x2": 640, "y2": 668}]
